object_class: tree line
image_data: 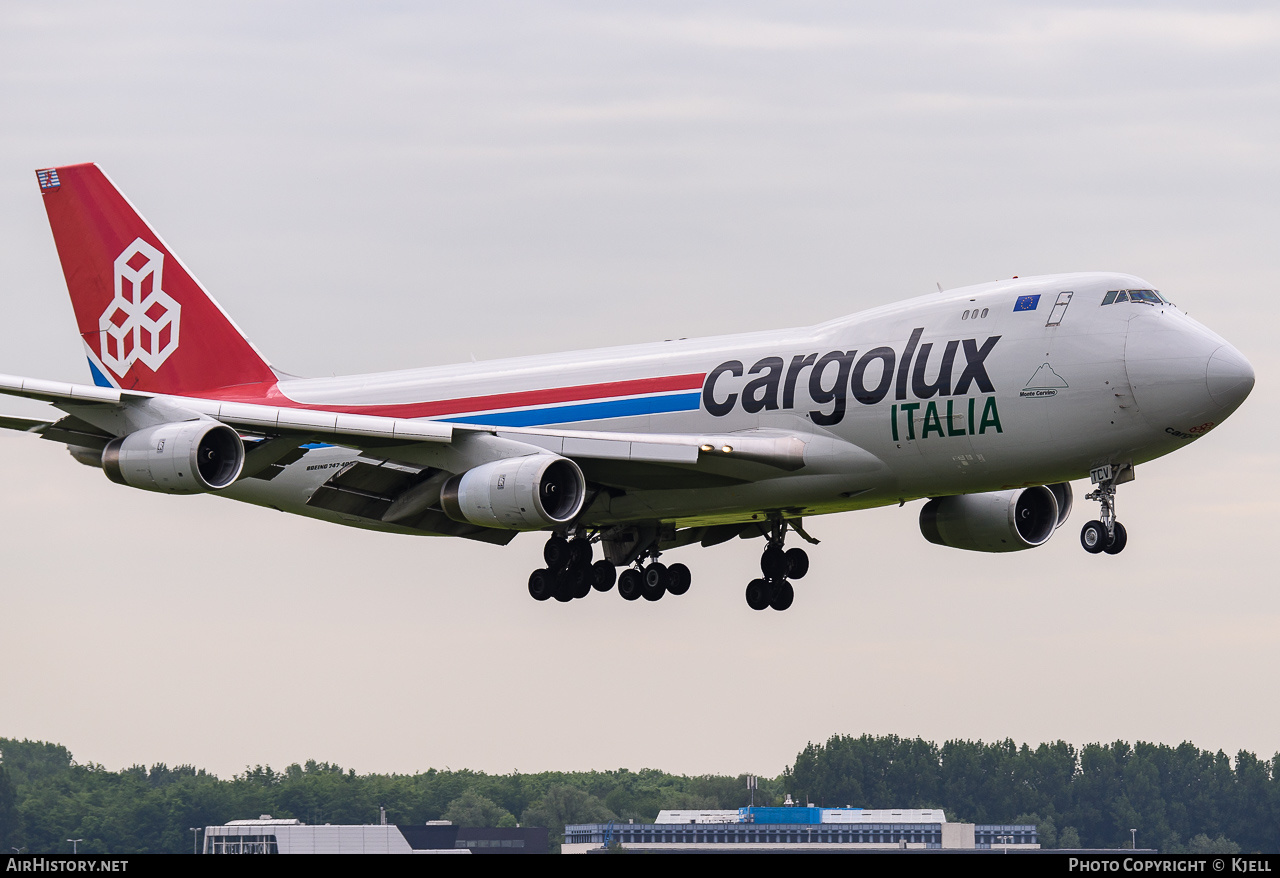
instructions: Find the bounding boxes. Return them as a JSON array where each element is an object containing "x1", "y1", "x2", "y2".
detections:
[
  {"x1": 787, "y1": 734, "x2": 1279, "y2": 852},
  {"x1": 2, "y1": 734, "x2": 1276, "y2": 853}
]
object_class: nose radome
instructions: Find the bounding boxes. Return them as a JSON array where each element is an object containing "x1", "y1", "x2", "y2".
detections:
[
  {"x1": 1124, "y1": 313, "x2": 1252, "y2": 429},
  {"x1": 1206, "y1": 344, "x2": 1255, "y2": 413},
  {"x1": 1124, "y1": 320, "x2": 1218, "y2": 426}
]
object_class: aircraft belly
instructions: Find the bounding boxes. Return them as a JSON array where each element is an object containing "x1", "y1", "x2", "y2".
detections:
[{"x1": 585, "y1": 472, "x2": 894, "y2": 527}]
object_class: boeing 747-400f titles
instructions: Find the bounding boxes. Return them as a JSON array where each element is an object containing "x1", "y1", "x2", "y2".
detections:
[{"x1": 0, "y1": 164, "x2": 1256, "y2": 611}]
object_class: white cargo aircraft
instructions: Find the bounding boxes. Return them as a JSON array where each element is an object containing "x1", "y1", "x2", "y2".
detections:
[{"x1": 0, "y1": 164, "x2": 1256, "y2": 610}]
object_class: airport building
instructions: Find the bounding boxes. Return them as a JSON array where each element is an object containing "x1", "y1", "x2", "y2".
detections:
[
  {"x1": 202, "y1": 817, "x2": 547, "y2": 854},
  {"x1": 563, "y1": 806, "x2": 1039, "y2": 853}
]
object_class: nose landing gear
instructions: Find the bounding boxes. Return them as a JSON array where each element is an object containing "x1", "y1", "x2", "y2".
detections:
[{"x1": 1081, "y1": 464, "x2": 1130, "y2": 555}]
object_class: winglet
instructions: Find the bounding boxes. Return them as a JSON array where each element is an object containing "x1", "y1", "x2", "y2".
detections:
[{"x1": 36, "y1": 163, "x2": 278, "y2": 395}]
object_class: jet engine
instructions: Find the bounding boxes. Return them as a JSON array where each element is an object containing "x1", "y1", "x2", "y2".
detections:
[
  {"x1": 102, "y1": 420, "x2": 245, "y2": 494},
  {"x1": 919, "y1": 483, "x2": 1072, "y2": 552},
  {"x1": 441, "y1": 454, "x2": 586, "y2": 530}
]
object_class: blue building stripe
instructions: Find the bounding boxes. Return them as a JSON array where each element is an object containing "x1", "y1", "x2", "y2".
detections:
[{"x1": 442, "y1": 392, "x2": 702, "y2": 427}]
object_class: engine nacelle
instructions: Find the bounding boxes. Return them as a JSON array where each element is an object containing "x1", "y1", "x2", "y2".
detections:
[
  {"x1": 102, "y1": 421, "x2": 245, "y2": 494},
  {"x1": 1046, "y1": 481, "x2": 1073, "y2": 528},
  {"x1": 440, "y1": 454, "x2": 586, "y2": 530},
  {"x1": 919, "y1": 485, "x2": 1061, "y2": 552}
]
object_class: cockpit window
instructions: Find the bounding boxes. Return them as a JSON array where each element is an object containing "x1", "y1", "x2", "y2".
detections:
[{"x1": 1101, "y1": 289, "x2": 1173, "y2": 307}]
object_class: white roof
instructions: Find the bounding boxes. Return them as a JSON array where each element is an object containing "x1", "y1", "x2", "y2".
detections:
[
  {"x1": 655, "y1": 810, "x2": 740, "y2": 824},
  {"x1": 655, "y1": 808, "x2": 949, "y2": 825},
  {"x1": 822, "y1": 809, "x2": 945, "y2": 823}
]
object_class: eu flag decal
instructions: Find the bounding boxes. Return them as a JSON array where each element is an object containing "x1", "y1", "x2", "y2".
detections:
[{"x1": 1014, "y1": 294, "x2": 1041, "y2": 312}]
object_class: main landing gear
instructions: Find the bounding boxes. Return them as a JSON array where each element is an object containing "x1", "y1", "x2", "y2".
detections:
[
  {"x1": 527, "y1": 535, "x2": 616, "y2": 602},
  {"x1": 616, "y1": 554, "x2": 691, "y2": 603},
  {"x1": 1080, "y1": 464, "x2": 1129, "y2": 555},
  {"x1": 745, "y1": 520, "x2": 808, "y2": 612},
  {"x1": 528, "y1": 534, "x2": 691, "y2": 604},
  {"x1": 528, "y1": 519, "x2": 811, "y2": 610}
]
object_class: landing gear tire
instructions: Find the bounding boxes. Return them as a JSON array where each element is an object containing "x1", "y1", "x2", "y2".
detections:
[
  {"x1": 1104, "y1": 521, "x2": 1128, "y2": 555},
  {"x1": 667, "y1": 563, "x2": 691, "y2": 596},
  {"x1": 642, "y1": 562, "x2": 669, "y2": 601},
  {"x1": 745, "y1": 578, "x2": 770, "y2": 611},
  {"x1": 1080, "y1": 520, "x2": 1108, "y2": 554},
  {"x1": 785, "y1": 548, "x2": 809, "y2": 580},
  {"x1": 618, "y1": 568, "x2": 642, "y2": 601},
  {"x1": 591, "y1": 560, "x2": 617, "y2": 592},
  {"x1": 768, "y1": 579, "x2": 794, "y2": 611},
  {"x1": 552, "y1": 571, "x2": 576, "y2": 602},
  {"x1": 528, "y1": 568, "x2": 554, "y2": 601},
  {"x1": 565, "y1": 562, "x2": 592, "y2": 599},
  {"x1": 544, "y1": 535, "x2": 571, "y2": 570},
  {"x1": 761, "y1": 545, "x2": 788, "y2": 579}
]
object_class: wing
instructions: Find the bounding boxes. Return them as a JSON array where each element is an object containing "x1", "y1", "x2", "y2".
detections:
[
  {"x1": 1, "y1": 373, "x2": 805, "y2": 475},
  {"x1": 0, "y1": 374, "x2": 833, "y2": 538}
]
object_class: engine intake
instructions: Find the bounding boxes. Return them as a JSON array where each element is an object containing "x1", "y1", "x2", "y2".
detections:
[
  {"x1": 441, "y1": 454, "x2": 586, "y2": 530},
  {"x1": 919, "y1": 486, "x2": 1060, "y2": 552},
  {"x1": 102, "y1": 420, "x2": 245, "y2": 494}
]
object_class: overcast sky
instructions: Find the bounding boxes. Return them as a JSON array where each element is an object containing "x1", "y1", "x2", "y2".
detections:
[{"x1": 1, "y1": 1, "x2": 1277, "y2": 786}]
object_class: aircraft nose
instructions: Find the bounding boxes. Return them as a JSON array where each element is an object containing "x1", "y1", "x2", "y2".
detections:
[
  {"x1": 1125, "y1": 314, "x2": 1252, "y2": 430},
  {"x1": 1205, "y1": 343, "x2": 1254, "y2": 413}
]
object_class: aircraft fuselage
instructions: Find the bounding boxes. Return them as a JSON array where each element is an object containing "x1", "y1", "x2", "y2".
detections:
[{"x1": 228, "y1": 271, "x2": 1249, "y2": 531}]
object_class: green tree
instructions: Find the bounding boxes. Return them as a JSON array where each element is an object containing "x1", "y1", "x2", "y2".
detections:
[
  {"x1": 1014, "y1": 812, "x2": 1056, "y2": 848},
  {"x1": 0, "y1": 766, "x2": 20, "y2": 850},
  {"x1": 1185, "y1": 833, "x2": 1240, "y2": 854},
  {"x1": 522, "y1": 784, "x2": 616, "y2": 852},
  {"x1": 443, "y1": 789, "x2": 516, "y2": 827}
]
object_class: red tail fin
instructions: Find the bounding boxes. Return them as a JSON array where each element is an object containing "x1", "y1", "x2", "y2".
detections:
[{"x1": 36, "y1": 163, "x2": 277, "y2": 395}]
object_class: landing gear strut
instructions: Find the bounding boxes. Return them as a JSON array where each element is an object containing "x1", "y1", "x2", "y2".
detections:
[
  {"x1": 1081, "y1": 465, "x2": 1130, "y2": 555},
  {"x1": 746, "y1": 519, "x2": 807, "y2": 611}
]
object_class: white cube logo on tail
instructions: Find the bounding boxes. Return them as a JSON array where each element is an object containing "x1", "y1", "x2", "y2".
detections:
[{"x1": 99, "y1": 238, "x2": 181, "y2": 377}]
